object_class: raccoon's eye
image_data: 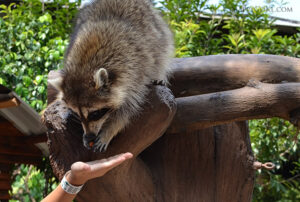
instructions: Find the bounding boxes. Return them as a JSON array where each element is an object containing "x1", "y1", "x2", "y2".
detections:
[{"x1": 88, "y1": 108, "x2": 110, "y2": 121}]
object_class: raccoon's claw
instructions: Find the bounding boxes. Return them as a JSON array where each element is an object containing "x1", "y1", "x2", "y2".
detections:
[
  {"x1": 151, "y1": 80, "x2": 166, "y2": 86},
  {"x1": 92, "y1": 136, "x2": 108, "y2": 153}
]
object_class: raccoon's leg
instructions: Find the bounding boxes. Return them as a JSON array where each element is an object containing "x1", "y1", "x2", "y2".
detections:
[{"x1": 92, "y1": 107, "x2": 133, "y2": 152}]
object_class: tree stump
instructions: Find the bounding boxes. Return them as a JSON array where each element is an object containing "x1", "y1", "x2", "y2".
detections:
[{"x1": 43, "y1": 55, "x2": 300, "y2": 202}]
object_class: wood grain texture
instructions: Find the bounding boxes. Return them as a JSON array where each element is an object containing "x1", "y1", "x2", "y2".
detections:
[
  {"x1": 141, "y1": 122, "x2": 254, "y2": 202},
  {"x1": 0, "y1": 135, "x2": 47, "y2": 146},
  {"x1": 0, "y1": 121, "x2": 24, "y2": 136},
  {"x1": 0, "y1": 181, "x2": 10, "y2": 190},
  {"x1": 0, "y1": 190, "x2": 10, "y2": 200},
  {"x1": 170, "y1": 54, "x2": 300, "y2": 97},
  {"x1": 0, "y1": 144, "x2": 42, "y2": 156},
  {"x1": 0, "y1": 154, "x2": 41, "y2": 165},
  {"x1": 168, "y1": 80, "x2": 300, "y2": 133},
  {"x1": 44, "y1": 54, "x2": 300, "y2": 202}
]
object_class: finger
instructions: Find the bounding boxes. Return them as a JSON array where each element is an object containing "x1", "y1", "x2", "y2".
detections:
[
  {"x1": 86, "y1": 152, "x2": 133, "y2": 166},
  {"x1": 107, "y1": 152, "x2": 133, "y2": 161},
  {"x1": 91, "y1": 153, "x2": 133, "y2": 171}
]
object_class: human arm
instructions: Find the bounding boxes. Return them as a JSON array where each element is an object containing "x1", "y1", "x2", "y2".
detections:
[{"x1": 42, "y1": 152, "x2": 133, "y2": 202}]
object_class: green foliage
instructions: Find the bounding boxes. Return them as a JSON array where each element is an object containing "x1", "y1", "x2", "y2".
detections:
[
  {"x1": 0, "y1": 0, "x2": 79, "y2": 111},
  {"x1": 250, "y1": 119, "x2": 300, "y2": 201},
  {"x1": 10, "y1": 163, "x2": 58, "y2": 202},
  {"x1": 158, "y1": 0, "x2": 300, "y2": 201},
  {"x1": 0, "y1": 0, "x2": 80, "y2": 201}
]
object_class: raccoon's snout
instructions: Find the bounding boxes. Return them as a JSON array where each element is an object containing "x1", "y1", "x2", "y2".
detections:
[{"x1": 83, "y1": 133, "x2": 97, "y2": 149}]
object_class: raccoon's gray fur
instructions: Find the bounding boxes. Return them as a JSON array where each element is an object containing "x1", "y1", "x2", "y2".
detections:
[{"x1": 49, "y1": 0, "x2": 174, "y2": 152}]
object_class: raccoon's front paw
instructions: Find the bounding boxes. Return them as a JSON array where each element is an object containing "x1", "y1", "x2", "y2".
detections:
[
  {"x1": 92, "y1": 138, "x2": 107, "y2": 153},
  {"x1": 92, "y1": 132, "x2": 113, "y2": 153}
]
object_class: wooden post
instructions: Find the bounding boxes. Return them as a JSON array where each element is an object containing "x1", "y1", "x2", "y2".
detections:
[{"x1": 43, "y1": 55, "x2": 300, "y2": 202}]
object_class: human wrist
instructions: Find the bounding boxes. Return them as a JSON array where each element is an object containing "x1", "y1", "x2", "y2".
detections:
[
  {"x1": 65, "y1": 171, "x2": 86, "y2": 186},
  {"x1": 61, "y1": 171, "x2": 85, "y2": 195}
]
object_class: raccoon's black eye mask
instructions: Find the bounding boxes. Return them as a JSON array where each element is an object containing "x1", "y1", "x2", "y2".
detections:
[{"x1": 88, "y1": 108, "x2": 110, "y2": 121}]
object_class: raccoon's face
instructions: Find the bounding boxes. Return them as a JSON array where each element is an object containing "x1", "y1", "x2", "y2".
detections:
[
  {"x1": 48, "y1": 68, "x2": 122, "y2": 143},
  {"x1": 68, "y1": 103, "x2": 112, "y2": 141}
]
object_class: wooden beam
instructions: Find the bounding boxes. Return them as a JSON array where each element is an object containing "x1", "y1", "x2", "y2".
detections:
[
  {"x1": 0, "y1": 181, "x2": 10, "y2": 190},
  {"x1": 168, "y1": 81, "x2": 300, "y2": 133},
  {"x1": 0, "y1": 190, "x2": 10, "y2": 200},
  {"x1": 169, "y1": 54, "x2": 300, "y2": 97},
  {"x1": 0, "y1": 134, "x2": 47, "y2": 146},
  {"x1": 0, "y1": 154, "x2": 41, "y2": 165},
  {"x1": 0, "y1": 144, "x2": 42, "y2": 157},
  {"x1": 0, "y1": 98, "x2": 20, "y2": 109},
  {"x1": 0, "y1": 122, "x2": 24, "y2": 136},
  {"x1": 0, "y1": 164, "x2": 12, "y2": 173},
  {"x1": 0, "y1": 173, "x2": 10, "y2": 181}
]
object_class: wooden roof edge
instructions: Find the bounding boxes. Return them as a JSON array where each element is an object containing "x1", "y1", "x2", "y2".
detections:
[{"x1": 0, "y1": 85, "x2": 49, "y2": 156}]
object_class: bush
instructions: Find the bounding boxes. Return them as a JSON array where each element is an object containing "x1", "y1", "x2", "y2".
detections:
[
  {"x1": 0, "y1": 0, "x2": 80, "y2": 201},
  {"x1": 0, "y1": 0, "x2": 78, "y2": 112}
]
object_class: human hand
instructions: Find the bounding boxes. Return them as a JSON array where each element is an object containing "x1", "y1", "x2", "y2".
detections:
[{"x1": 65, "y1": 152, "x2": 133, "y2": 186}]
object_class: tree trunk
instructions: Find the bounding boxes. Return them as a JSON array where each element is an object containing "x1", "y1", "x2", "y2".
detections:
[
  {"x1": 43, "y1": 54, "x2": 300, "y2": 202},
  {"x1": 141, "y1": 121, "x2": 255, "y2": 202}
]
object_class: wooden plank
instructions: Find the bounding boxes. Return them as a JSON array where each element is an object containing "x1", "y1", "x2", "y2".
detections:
[
  {"x1": 0, "y1": 98, "x2": 20, "y2": 109},
  {"x1": 0, "y1": 181, "x2": 10, "y2": 190},
  {"x1": 0, "y1": 154, "x2": 42, "y2": 165},
  {"x1": 0, "y1": 190, "x2": 11, "y2": 200},
  {"x1": 0, "y1": 164, "x2": 12, "y2": 173},
  {"x1": 0, "y1": 134, "x2": 47, "y2": 145},
  {"x1": 0, "y1": 173, "x2": 10, "y2": 181},
  {"x1": 0, "y1": 144, "x2": 42, "y2": 156},
  {"x1": 0, "y1": 122, "x2": 24, "y2": 136}
]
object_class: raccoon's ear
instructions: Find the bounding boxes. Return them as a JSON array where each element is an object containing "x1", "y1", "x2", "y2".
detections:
[
  {"x1": 94, "y1": 68, "x2": 109, "y2": 89},
  {"x1": 48, "y1": 76, "x2": 63, "y2": 92}
]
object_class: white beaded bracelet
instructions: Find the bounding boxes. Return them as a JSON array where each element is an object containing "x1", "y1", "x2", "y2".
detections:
[{"x1": 61, "y1": 172, "x2": 84, "y2": 195}]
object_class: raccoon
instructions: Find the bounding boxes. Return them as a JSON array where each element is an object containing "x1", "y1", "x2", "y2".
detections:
[{"x1": 48, "y1": 0, "x2": 174, "y2": 152}]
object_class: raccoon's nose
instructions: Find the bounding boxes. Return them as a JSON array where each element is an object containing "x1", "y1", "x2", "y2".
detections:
[
  {"x1": 84, "y1": 133, "x2": 96, "y2": 141},
  {"x1": 83, "y1": 133, "x2": 97, "y2": 148}
]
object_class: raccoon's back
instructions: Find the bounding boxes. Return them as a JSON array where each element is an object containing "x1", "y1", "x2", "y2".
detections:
[
  {"x1": 65, "y1": 0, "x2": 173, "y2": 95},
  {"x1": 73, "y1": 0, "x2": 173, "y2": 76},
  {"x1": 77, "y1": 0, "x2": 162, "y2": 33}
]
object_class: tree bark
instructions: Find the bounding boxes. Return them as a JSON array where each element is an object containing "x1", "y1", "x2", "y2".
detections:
[
  {"x1": 141, "y1": 121, "x2": 255, "y2": 202},
  {"x1": 43, "y1": 54, "x2": 300, "y2": 202},
  {"x1": 170, "y1": 54, "x2": 300, "y2": 97},
  {"x1": 169, "y1": 80, "x2": 300, "y2": 133}
]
